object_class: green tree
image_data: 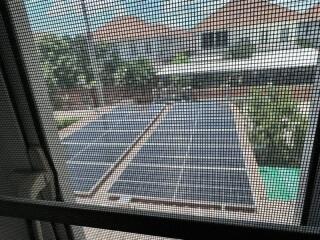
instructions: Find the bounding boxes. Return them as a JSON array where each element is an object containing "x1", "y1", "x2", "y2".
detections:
[
  {"x1": 247, "y1": 86, "x2": 307, "y2": 167},
  {"x1": 114, "y1": 59, "x2": 156, "y2": 102},
  {"x1": 95, "y1": 42, "x2": 120, "y2": 88},
  {"x1": 36, "y1": 33, "x2": 81, "y2": 89},
  {"x1": 68, "y1": 35, "x2": 93, "y2": 86}
]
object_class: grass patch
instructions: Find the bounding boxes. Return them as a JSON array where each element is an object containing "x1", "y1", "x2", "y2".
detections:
[
  {"x1": 259, "y1": 166, "x2": 301, "y2": 201},
  {"x1": 56, "y1": 117, "x2": 80, "y2": 130}
]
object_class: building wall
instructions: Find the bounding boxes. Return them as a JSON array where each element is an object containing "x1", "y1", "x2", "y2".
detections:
[
  {"x1": 111, "y1": 35, "x2": 192, "y2": 64},
  {"x1": 196, "y1": 21, "x2": 300, "y2": 57}
]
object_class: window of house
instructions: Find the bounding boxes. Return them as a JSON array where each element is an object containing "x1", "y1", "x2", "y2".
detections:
[
  {"x1": 1, "y1": 0, "x2": 320, "y2": 239},
  {"x1": 261, "y1": 29, "x2": 269, "y2": 43},
  {"x1": 215, "y1": 31, "x2": 228, "y2": 47},
  {"x1": 280, "y1": 28, "x2": 290, "y2": 42},
  {"x1": 201, "y1": 32, "x2": 215, "y2": 49}
]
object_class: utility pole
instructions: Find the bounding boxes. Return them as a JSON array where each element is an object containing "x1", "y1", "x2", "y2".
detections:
[{"x1": 79, "y1": 0, "x2": 105, "y2": 107}]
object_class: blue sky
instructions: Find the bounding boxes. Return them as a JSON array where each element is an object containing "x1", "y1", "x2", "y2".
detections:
[{"x1": 24, "y1": 0, "x2": 320, "y2": 36}]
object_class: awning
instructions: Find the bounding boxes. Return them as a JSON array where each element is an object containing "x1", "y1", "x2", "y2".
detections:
[{"x1": 157, "y1": 48, "x2": 319, "y2": 76}]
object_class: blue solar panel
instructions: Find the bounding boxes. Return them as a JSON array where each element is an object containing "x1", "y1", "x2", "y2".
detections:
[
  {"x1": 131, "y1": 155, "x2": 186, "y2": 166},
  {"x1": 196, "y1": 120, "x2": 236, "y2": 129},
  {"x1": 72, "y1": 153, "x2": 119, "y2": 164},
  {"x1": 100, "y1": 131, "x2": 140, "y2": 144},
  {"x1": 192, "y1": 131, "x2": 240, "y2": 143},
  {"x1": 175, "y1": 186, "x2": 225, "y2": 203},
  {"x1": 109, "y1": 101, "x2": 254, "y2": 206},
  {"x1": 68, "y1": 177, "x2": 99, "y2": 193},
  {"x1": 157, "y1": 125, "x2": 194, "y2": 131},
  {"x1": 100, "y1": 104, "x2": 165, "y2": 121},
  {"x1": 185, "y1": 157, "x2": 245, "y2": 168},
  {"x1": 67, "y1": 163, "x2": 110, "y2": 179},
  {"x1": 139, "y1": 144, "x2": 188, "y2": 157},
  {"x1": 148, "y1": 135, "x2": 189, "y2": 145},
  {"x1": 175, "y1": 185, "x2": 254, "y2": 205},
  {"x1": 223, "y1": 188, "x2": 254, "y2": 204},
  {"x1": 119, "y1": 166, "x2": 181, "y2": 183},
  {"x1": 62, "y1": 103, "x2": 165, "y2": 194},
  {"x1": 63, "y1": 143, "x2": 88, "y2": 157},
  {"x1": 180, "y1": 169, "x2": 250, "y2": 187},
  {"x1": 192, "y1": 130, "x2": 239, "y2": 140},
  {"x1": 190, "y1": 146, "x2": 244, "y2": 158},
  {"x1": 104, "y1": 113, "x2": 154, "y2": 122},
  {"x1": 63, "y1": 132, "x2": 106, "y2": 143},
  {"x1": 109, "y1": 181, "x2": 175, "y2": 199},
  {"x1": 85, "y1": 144, "x2": 128, "y2": 156},
  {"x1": 151, "y1": 130, "x2": 190, "y2": 138},
  {"x1": 83, "y1": 120, "x2": 150, "y2": 132}
]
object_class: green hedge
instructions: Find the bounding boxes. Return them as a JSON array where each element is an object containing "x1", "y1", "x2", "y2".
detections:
[{"x1": 246, "y1": 86, "x2": 307, "y2": 167}]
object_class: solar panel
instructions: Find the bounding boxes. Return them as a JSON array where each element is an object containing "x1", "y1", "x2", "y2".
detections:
[
  {"x1": 109, "y1": 101, "x2": 255, "y2": 208},
  {"x1": 130, "y1": 156, "x2": 186, "y2": 167},
  {"x1": 110, "y1": 181, "x2": 176, "y2": 199},
  {"x1": 63, "y1": 104, "x2": 165, "y2": 194},
  {"x1": 119, "y1": 166, "x2": 181, "y2": 183}
]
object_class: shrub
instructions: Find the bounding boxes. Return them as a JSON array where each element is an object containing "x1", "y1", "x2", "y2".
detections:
[
  {"x1": 246, "y1": 86, "x2": 308, "y2": 167},
  {"x1": 114, "y1": 59, "x2": 156, "y2": 103}
]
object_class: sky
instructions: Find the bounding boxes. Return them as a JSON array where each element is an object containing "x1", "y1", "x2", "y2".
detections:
[{"x1": 24, "y1": 0, "x2": 320, "y2": 36}]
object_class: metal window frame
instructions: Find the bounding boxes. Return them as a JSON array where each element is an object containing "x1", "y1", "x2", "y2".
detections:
[
  {"x1": 0, "y1": 195, "x2": 318, "y2": 240},
  {"x1": 1, "y1": 0, "x2": 320, "y2": 239}
]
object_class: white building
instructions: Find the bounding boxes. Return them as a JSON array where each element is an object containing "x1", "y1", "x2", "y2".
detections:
[{"x1": 192, "y1": 0, "x2": 304, "y2": 59}]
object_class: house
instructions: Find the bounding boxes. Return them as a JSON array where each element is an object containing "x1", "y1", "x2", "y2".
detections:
[
  {"x1": 93, "y1": 16, "x2": 192, "y2": 65},
  {"x1": 156, "y1": 0, "x2": 319, "y2": 87},
  {"x1": 193, "y1": 0, "x2": 303, "y2": 57}
]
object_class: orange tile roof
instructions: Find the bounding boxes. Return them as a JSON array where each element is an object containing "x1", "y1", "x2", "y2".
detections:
[
  {"x1": 304, "y1": 4, "x2": 320, "y2": 20},
  {"x1": 94, "y1": 15, "x2": 191, "y2": 42},
  {"x1": 196, "y1": 0, "x2": 302, "y2": 32}
]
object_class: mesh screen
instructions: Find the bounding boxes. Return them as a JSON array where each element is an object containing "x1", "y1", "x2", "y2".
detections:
[{"x1": 6, "y1": 0, "x2": 320, "y2": 237}]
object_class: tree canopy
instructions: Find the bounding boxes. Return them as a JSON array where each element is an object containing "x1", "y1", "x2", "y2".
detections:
[
  {"x1": 114, "y1": 59, "x2": 156, "y2": 90},
  {"x1": 35, "y1": 34, "x2": 120, "y2": 90}
]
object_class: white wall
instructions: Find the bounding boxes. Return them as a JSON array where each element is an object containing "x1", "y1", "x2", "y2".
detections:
[
  {"x1": 112, "y1": 35, "x2": 193, "y2": 63},
  {"x1": 196, "y1": 21, "x2": 299, "y2": 53}
]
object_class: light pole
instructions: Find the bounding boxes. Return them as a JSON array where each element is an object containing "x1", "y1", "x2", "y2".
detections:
[{"x1": 79, "y1": 0, "x2": 105, "y2": 107}]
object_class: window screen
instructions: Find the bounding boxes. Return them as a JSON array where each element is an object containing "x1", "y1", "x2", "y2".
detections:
[{"x1": 5, "y1": 0, "x2": 320, "y2": 238}]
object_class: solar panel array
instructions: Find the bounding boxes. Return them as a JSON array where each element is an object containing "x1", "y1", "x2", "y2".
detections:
[
  {"x1": 63, "y1": 104, "x2": 165, "y2": 194},
  {"x1": 109, "y1": 101, "x2": 254, "y2": 207}
]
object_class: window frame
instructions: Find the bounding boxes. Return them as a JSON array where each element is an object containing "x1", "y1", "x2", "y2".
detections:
[
  {"x1": 1, "y1": 0, "x2": 320, "y2": 239},
  {"x1": 0, "y1": 195, "x2": 318, "y2": 240},
  {"x1": 280, "y1": 27, "x2": 290, "y2": 43}
]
